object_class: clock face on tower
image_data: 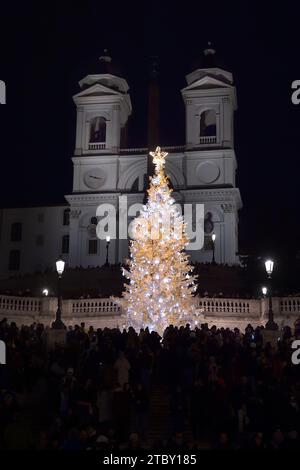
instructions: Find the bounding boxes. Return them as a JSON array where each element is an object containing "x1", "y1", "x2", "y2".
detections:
[{"x1": 83, "y1": 168, "x2": 106, "y2": 190}]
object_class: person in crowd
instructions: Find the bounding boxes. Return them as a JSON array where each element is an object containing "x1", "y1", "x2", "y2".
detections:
[
  {"x1": 113, "y1": 351, "x2": 131, "y2": 388},
  {"x1": 132, "y1": 382, "x2": 149, "y2": 438},
  {"x1": 0, "y1": 318, "x2": 299, "y2": 450}
]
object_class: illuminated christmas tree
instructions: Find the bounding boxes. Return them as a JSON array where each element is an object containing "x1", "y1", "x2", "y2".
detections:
[{"x1": 117, "y1": 146, "x2": 198, "y2": 334}]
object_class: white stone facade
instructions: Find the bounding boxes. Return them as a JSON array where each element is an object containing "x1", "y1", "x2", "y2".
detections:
[
  {"x1": 0, "y1": 205, "x2": 70, "y2": 278},
  {"x1": 0, "y1": 57, "x2": 242, "y2": 277}
]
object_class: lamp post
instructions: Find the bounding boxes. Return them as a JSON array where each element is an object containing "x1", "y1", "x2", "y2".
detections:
[
  {"x1": 262, "y1": 286, "x2": 267, "y2": 297},
  {"x1": 211, "y1": 233, "x2": 216, "y2": 264},
  {"x1": 105, "y1": 236, "x2": 110, "y2": 267},
  {"x1": 52, "y1": 256, "x2": 66, "y2": 330},
  {"x1": 264, "y1": 259, "x2": 277, "y2": 330}
]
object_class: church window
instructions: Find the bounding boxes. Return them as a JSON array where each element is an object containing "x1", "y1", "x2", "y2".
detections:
[
  {"x1": 63, "y1": 209, "x2": 70, "y2": 226},
  {"x1": 203, "y1": 212, "x2": 214, "y2": 251},
  {"x1": 62, "y1": 235, "x2": 69, "y2": 254},
  {"x1": 8, "y1": 250, "x2": 20, "y2": 271},
  {"x1": 90, "y1": 117, "x2": 106, "y2": 143},
  {"x1": 204, "y1": 212, "x2": 214, "y2": 234},
  {"x1": 88, "y1": 239, "x2": 98, "y2": 255},
  {"x1": 10, "y1": 222, "x2": 22, "y2": 242},
  {"x1": 200, "y1": 110, "x2": 216, "y2": 138}
]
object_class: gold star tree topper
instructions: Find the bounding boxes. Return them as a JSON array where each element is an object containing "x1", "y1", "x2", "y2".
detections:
[{"x1": 150, "y1": 146, "x2": 168, "y2": 172}]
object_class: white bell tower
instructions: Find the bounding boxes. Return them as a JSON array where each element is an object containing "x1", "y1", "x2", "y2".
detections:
[
  {"x1": 73, "y1": 51, "x2": 132, "y2": 157},
  {"x1": 181, "y1": 45, "x2": 242, "y2": 265},
  {"x1": 66, "y1": 53, "x2": 133, "y2": 268},
  {"x1": 182, "y1": 45, "x2": 237, "y2": 150},
  {"x1": 70, "y1": 52, "x2": 132, "y2": 194}
]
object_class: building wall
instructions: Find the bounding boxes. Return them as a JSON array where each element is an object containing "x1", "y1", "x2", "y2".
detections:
[
  {"x1": 0, "y1": 150, "x2": 241, "y2": 276},
  {"x1": 0, "y1": 205, "x2": 70, "y2": 278},
  {"x1": 0, "y1": 60, "x2": 243, "y2": 277}
]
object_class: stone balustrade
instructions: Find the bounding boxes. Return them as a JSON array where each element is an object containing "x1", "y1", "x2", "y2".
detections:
[
  {"x1": 88, "y1": 142, "x2": 106, "y2": 150},
  {"x1": 199, "y1": 135, "x2": 217, "y2": 145},
  {"x1": 197, "y1": 298, "x2": 260, "y2": 316},
  {"x1": 70, "y1": 299, "x2": 121, "y2": 315},
  {"x1": 0, "y1": 294, "x2": 299, "y2": 330}
]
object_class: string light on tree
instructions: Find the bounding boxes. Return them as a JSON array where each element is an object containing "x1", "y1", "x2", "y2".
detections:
[{"x1": 114, "y1": 146, "x2": 198, "y2": 334}]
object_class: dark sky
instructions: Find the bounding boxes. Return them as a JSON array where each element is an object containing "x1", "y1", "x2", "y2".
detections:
[{"x1": 0, "y1": 1, "x2": 300, "y2": 259}]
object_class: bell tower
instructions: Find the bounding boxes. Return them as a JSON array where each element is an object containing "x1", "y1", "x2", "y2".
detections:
[
  {"x1": 73, "y1": 51, "x2": 132, "y2": 157},
  {"x1": 66, "y1": 53, "x2": 132, "y2": 268},
  {"x1": 181, "y1": 45, "x2": 242, "y2": 265},
  {"x1": 71, "y1": 52, "x2": 132, "y2": 194},
  {"x1": 181, "y1": 45, "x2": 236, "y2": 150}
]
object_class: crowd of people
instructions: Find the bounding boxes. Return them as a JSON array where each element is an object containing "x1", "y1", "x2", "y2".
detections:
[{"x1": 0, "y1": 318, "x2": 300, "y2": 450}]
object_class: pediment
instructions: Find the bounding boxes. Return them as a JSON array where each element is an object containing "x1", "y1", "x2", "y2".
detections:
[
  {"x1": 73, "y1": 83, "x2": 122, "y2": 100},
  {"x1": 182, "y1": 75, "x2": 232, "y2": 93}
]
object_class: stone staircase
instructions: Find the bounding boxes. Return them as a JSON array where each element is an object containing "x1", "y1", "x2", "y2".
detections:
[
  {"x1": 147, "y1": 385, "x2": 171, "y2": 444},
  {"x1": 147, "y1": 385, "x2": 200, "y2": 446}
]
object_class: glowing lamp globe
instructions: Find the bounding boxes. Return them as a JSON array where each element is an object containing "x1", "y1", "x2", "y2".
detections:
[
  {"x1": 265, "y1": 259, "x2": 274, "y2": 276},
  {"x1": 56, "y1": 257, "x2": 65, "y2": 277},
  {"x1": 262, "y1": 286, "x2": 268, "y2": 296}
]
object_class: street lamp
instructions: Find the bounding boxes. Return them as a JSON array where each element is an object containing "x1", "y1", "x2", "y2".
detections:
[
  {"x1": 265, "y1": 259, "x2": 274, "y2": 278},
  {"x1": 211, "y1": 233, "x2": 216, "y2": 264},
  {"x1": 52, "y1": 256, "x2": 66, "y2": 329},
  {"x1": 262, "y1": 286, "x2": 268, "y2": 296},
  {"x1": 105, "y1": 236, "x2": 111, "y2": 267},
  {"x1": 264, "y1": 258, "x2": 277, "y2": 330}
]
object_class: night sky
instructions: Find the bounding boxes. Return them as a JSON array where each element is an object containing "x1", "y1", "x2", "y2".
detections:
[{"x1": 0, "y1": 1, "x2": 300, "y2": 261}]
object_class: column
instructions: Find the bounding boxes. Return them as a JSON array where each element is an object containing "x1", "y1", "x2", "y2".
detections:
[{"x1": 111, "y1": 104, "x2": 121, "y2": 152}]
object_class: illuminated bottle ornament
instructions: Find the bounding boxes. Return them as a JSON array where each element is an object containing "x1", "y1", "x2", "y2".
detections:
[{"x1": 114, "y1": 146, "x2": 198, "y2": 334}]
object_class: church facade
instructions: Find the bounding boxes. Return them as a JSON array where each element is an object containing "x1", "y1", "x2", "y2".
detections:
[{"x1": 0, "y1": 50, "x2": 242, "y2": 278}]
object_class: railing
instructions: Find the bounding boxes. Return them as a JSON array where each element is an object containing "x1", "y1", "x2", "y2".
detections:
[
  {"x1": 280, "y1": 297, "x2": 300, "y2": 314},
  {"x1": 119, "y1": 147, "x2": 147, "y2": 154},
  {"x1": 163, "y1": 145, "x2": 186, "y2": 153},
  {"x1": 0, "y1": 295, "x2": 41, "y2": 313},
  {"x1": 199, "y1": 136, "x2": 217, "y2": 145},
  {"x1": 198, "y1": 298, "x2": 254, "y2": 315},
  {"x1": 88, "y1": 142, "x2": 106, "y2": 150},
  {"x1": 0, "y1": 294, "x2": 299, "y2": 327},
  {"x1": 119, "y1": 146, "x2": 186, "y2": 154},
  {"x1": 88, "y1": 141, "x2": 216, "y2": 154},
  {"x1": 71, "y1": 299, "x2": 121, "y2": 315}
]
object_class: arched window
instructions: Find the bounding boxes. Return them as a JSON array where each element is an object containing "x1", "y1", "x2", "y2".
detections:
[
  {"x1": 87, "y1": 217, "x2": 98, "y2": 238},
  {"x1": 63, "y1": 208, "x2": 70, "y2": 226},
  {"x1": 203, "y1": 212, "x2": 215, "y2": 251},
  {"x1": 204, "y1": 212, "x2": 214, "y2": 234},
  {"x1": 200, "y1": 110, "x2": 216, "y2": 138},
  {"x1": 90, "y1": 117, "x2": 106, "y2": 143}
]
